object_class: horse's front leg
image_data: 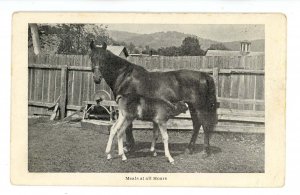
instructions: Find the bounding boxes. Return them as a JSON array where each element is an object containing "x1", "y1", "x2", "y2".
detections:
[
  {"x1": 158, "y1": 122, "x2": 174, "y2": 164},
  {"x1": 150, "y1": 123, "x2": 159, "y2": 157}
]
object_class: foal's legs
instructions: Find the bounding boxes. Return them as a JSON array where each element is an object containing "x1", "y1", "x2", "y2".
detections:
[
  {"x1": 105, "y1": 113, "x2": 130, "y2": 161},
  {"x1": 150, "y1": 123, "x2": 159, "y2": 157},
  {"x1": 158, "y1": 122, "x2": 174, "y2": 164},
  {"x1": 117, "y1": 119, "x2": 131, "y2": 161},
  {"x1": 106, "y1": 116, "x2": 123, "y2": 159}
]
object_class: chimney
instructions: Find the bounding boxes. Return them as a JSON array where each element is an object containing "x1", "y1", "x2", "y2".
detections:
[{"x1": 240, "y1": 41, "x2": 251, "y2": 55}]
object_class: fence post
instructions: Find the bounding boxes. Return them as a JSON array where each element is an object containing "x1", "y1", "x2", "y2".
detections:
[
  {"x1": 213, "y1": 67, "x2": 219, "y2": 97},
  {"x1": 60, "y1": 65, "x2": 68, "y2": 119}
]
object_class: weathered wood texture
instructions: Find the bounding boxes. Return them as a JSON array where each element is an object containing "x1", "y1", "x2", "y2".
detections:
[{"x1": 28, "y1": 54, "x2": 265, "y2": 132}]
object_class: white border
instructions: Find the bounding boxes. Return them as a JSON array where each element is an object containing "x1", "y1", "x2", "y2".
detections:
[
  {"x1": 0, "y1": 0, "x2": 298, "y2": 194},
  {"x1": 11, "y1": 12, "x2": 285, "y2": 187}
]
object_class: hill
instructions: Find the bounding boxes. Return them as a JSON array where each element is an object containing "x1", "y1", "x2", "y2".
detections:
[
  {"x1": 108, "y1": 30, "x2": 264, "y2": 52},
  {"x1": 108, "y1": 30, "x2": 218, "y2": 50},
  {"x1": 108, "y1": 30, "x2": 140, "y2": 43}
]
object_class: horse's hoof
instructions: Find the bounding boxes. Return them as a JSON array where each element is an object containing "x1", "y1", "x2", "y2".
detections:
[
  {"x1": 185, "y1": 148, "x2": 193, "y2": 155},
  {"x1": 107, "y1": 154, "x2": 112, "y2": 160},
  {"x1": 169, "y1": 158, "x2": 175, "y2": 164},
  {"x1": 124, "y1": 145, "x2": 134, "y2": 154},
  {"x1": 122, "y1": 155, "x2": 127, "y2": 161},
  {"x1": 201, "y1": 151, "x2": 210, "y2": 159},
  {"x1": 153, "y1": 152, "x2": 157, "y2": 157},
  {"x1": 184, "y1": 148, "x2": 189, "y2": 154},
  {"x1": 123, "y1": 147, "x2": 129, "y2": 153}
]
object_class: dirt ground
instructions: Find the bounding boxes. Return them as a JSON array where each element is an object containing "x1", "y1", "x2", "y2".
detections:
[{"x1": 28, "y1": 117, "x2": 264, "y2": 173}]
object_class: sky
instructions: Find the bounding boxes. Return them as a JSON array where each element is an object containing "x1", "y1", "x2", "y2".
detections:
[{"x1": 106, "y1": 24, "x2": 264, "y2": 42}]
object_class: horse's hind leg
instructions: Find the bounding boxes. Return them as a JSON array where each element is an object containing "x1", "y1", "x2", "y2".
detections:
[
  {"x1": 202, "y1": 120, "x2": 214, "y2": 158},
  {"x1": 150, "y1": 123, "x2": 159, "y2": 157},
  {"x1": 186, "y1": 106, "x2": 201, "y2": 154},
  {"x1": 158, "y1": 122, "x2": 174, "y2": 164}
]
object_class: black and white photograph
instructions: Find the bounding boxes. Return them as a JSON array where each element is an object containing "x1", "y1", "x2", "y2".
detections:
[
  {"x1": 27, "y1": 22, "x2": 265, "y2": 173},
  {"x1": 10, "y1": 13, "x2": 285, "y2": 187}
]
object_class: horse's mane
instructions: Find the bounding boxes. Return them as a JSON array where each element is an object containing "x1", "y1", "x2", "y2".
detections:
[{"x1": 105, "y1": 49, "x2": 148, "y2": 73}]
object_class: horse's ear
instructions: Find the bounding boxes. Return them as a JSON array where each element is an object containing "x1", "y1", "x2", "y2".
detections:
[
  {"x1": 90, "y1": 40, "x2": 96, "y2": 50},
  {"x1": 102, "y1": 42, "x2": 107, "y2": 50}
]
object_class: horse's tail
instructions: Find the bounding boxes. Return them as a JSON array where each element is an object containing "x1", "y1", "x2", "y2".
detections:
[
  {"x1": 206, "y1": 75, "x2": 217, "y2": 111},
  {"x1": 205, "y1": 74, "x2": 218, "y2": 124}
]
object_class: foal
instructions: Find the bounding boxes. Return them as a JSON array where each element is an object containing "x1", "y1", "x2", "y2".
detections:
[{"x1": 105, "y1": 93, "x2": 188, "y2": 164}]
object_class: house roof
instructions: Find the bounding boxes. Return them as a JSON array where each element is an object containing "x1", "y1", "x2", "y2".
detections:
[
  {"x1": 107, "y1": 46, "x2": 129, "y2": 57},
  {"x1": 206, "y1": 50, "x2": 264, "y2": 57}
]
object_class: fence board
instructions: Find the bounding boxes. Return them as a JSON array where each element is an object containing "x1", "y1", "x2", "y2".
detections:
[
  {"x1": 255, "y1": 55, "x2": 265, "y2": 111},
  {"x1": 216, "y1": 56, "x2": 222, "y2": 97},
  {"x1": 238, "y1": 56, "x2": 246, "y2": 109},
  {"x1": 68, "y1": 57, "x2": 75, "y2": 105},
  {"x1": 222, "y1": 57, "x2": 231, "y2": 109},
  {"x1": 75, "y1": 55, "x2": 82, "y2": 105},
  {"x1": 47, "y1": 55, "x2": 54, "y2": 103},
  {"x1": 33, "y1": 55, "x2": 41, "y2": 114},
  {"x1": 229, "y1": 56, "x2": 241, "y2": 109}
]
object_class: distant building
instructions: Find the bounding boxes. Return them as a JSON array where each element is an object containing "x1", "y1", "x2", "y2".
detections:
[
  {"x1": 206, "y1": 41, "x2": 264, "y2": 57},
  {"x1": 107, "y1": 45, "x2": 129, "y2": 59}
]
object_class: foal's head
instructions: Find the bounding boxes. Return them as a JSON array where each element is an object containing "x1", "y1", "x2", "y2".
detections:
[
  {"x1": 173, "y1": 101, "x2": 188, "y2": 116},
  {"x1": 89, "y1": 40, "x2": 108, "y2": 84}
]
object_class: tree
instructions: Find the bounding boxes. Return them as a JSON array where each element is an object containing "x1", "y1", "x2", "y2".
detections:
[
  {"x1": 133, "y1": 48, "x2": 140, "y2": 54},
  {"x1": 155, "y1": 37, "x2": 206, "y2": 56},
  {"x1": 28, "y1": 24, "x2": 111, "y2": 55},
  {"x1": 180, "y1": 37, "x2": 205, "y2": 56},
  {"x1": 142, "y1": 45, "x2": 150, "y2": 55},
  {"x1": 208, "y1": 43, "x2": 229, "y2": 50},
  {"x1": 56, "y1": 24, "x2": 111, "y2": 55},
  {"x1": 127, "y1": 42, "x2": 135, "y2": 53},
  {"x1": 29, "y1": 24, "x2": 41, "y2": 55},
  {"x1": 157, "y1": 46, "x2": 181, "y2": 56}
]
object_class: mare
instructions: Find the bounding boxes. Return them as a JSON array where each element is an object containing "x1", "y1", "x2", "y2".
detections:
[{"x1": 89, "y1": 40, "x2": 217, "y2": 157}]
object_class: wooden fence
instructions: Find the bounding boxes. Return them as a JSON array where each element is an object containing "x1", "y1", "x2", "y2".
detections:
[{"x1": 28, "y1": 54, "x2": 265, "y2": 133}]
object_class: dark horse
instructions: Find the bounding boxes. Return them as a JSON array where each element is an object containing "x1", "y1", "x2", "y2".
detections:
[{"x1": 89, "y1": 41, "x2": 217, "y2": 157}]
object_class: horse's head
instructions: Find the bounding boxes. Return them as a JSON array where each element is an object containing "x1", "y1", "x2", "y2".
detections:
[{"x1": 89, "y1": 40, "x2": 108, "y2": 84}]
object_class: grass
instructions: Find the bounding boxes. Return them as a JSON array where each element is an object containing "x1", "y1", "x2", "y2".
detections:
[{"x1": 28, "y1": 117, "x2": 264, "y2": 173}]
